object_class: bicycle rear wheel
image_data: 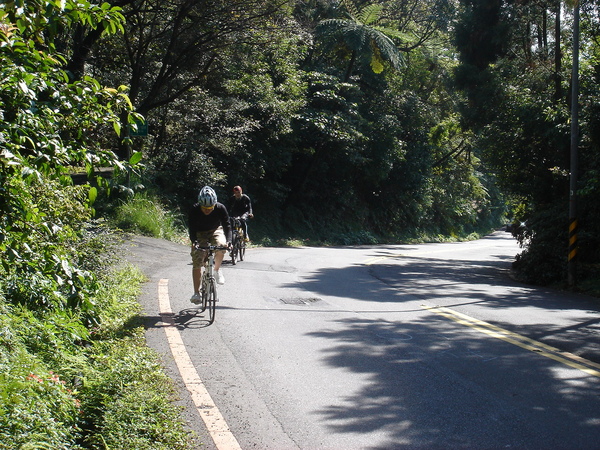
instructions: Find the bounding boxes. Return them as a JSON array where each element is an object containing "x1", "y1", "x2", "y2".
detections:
[
  {"x1": 238, "y1": 241, "x2": 245, "y2": 261},
  {"x1": 207, "y1": 278, "x2": 217, "y2": 324}
]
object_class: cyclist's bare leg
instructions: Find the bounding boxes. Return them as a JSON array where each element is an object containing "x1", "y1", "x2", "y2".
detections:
[
  {"x1": 214, "y1": 250, "x2": 225, "y2": 272},
  {"x1": 192, "y1": 267, "x2": 201, "y2": 293}
]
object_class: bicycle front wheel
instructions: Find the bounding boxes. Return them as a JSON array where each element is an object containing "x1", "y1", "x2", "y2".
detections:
[
  {"x1": 230, "y1": 234, "x2": 237, "y2": 265},
  {"x1": 200, "y1": 277, "x2": 208, "y2": 313},
  {"x1": 207, "y1": 277, "x2": 217, "y2": 324}
]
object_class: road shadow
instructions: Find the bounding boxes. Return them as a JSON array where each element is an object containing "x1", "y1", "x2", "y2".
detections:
[
  {"x1": 282, "y1": 246, "x2": 600, "y2": 362},
  {"x1": 142, "y1": 307, "x2": 215, "y2": 330},
  {"x1": 305, "y1": 315, "x2": 600, "y2": 449},
  {"x1": 271, "y1": 236, "x2": 600, "y2": 446}
]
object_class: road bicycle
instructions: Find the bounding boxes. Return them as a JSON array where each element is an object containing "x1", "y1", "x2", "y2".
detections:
[
  {"x1": 193, "y1": 243, "x2": 228, "y2": 324},
  {"x1": 229, "y1": 217, "x2": 246, "y2": 265}
]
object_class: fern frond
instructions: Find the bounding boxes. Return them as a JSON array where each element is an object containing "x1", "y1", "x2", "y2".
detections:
[
  {"x1": 316, "y1": 19, "x2": 352, "y2": 37},
  {"x1": 358, "y1": 4, "x2": 383, "y2": 26},
  {"x1": 370, "y1": 47, "x2": 385, "y2": 74},
  {"x1": 369, "y1": 29, "x2": 404, "y2": 69},
  {"x1": 340, "y1": 0, "x2": 359, "y2": 21},
  {"x1": 373, "y1": 25, "x2": 412, "y2": 43},
  {"x1": 316, "y1": 0, "x2": 405, "y2": 78}
]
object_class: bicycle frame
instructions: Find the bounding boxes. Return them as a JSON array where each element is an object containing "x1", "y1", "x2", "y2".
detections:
[
  {"x1": 204, "y1": 248, "x2": 216, "y2": 281},
  {"x1": 229, "y1": 218, "x2": 246, "y2": 265},
  {"x1": 193, "y1": 243, "x2": 227, "y2": 324}
]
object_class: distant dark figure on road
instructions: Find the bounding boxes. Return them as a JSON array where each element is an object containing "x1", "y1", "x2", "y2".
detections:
[{"x1": 229, "y1": 185, "x2": 253, "y2": 241}]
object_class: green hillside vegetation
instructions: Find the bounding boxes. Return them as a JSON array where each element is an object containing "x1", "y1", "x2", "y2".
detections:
[
  {"x1": 0, "y1": 3, "x2": 192, "y2": 447},
  {"x1": 1, "y1": 0, "x2": 600, "y2": 447}
]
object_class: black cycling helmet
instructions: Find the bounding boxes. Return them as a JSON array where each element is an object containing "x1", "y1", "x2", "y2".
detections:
[{"x1": 198, "y1": 186, "x2": 217, "y2": 207}]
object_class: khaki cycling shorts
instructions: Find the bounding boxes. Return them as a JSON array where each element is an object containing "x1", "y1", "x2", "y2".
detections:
[{"x1": 190, "y1": 227, "x2": 227, "y2": 268}]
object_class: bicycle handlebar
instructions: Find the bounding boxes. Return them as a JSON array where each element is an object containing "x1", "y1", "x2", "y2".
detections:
[{"x1": 193, "y1": 243, "x2": 229, "y2": 251}]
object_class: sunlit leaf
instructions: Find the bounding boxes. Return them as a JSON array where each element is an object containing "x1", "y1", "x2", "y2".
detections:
[
  {"x1": 88, "y1": 186, "x2": 98, "y2": 204},
  {"x1": 129, "y1": 151, "x2": 142, "y2": 165}
]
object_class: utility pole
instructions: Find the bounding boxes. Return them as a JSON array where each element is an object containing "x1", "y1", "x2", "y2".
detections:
[{"x1": 568, "y1": 0, "x2": 580, "y2": 287}]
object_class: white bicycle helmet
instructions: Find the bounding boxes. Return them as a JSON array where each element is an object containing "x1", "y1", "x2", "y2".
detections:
[{"x1": 198, "y1": 186, "x2": 217, "y2": 207}]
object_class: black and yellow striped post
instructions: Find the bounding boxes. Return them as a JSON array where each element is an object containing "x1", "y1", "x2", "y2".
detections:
[{"x1": 568, "y1": 218, "x2": 578, "y2": 286}]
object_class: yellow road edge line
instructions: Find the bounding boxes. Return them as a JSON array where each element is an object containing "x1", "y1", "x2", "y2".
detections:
[
  {"x1": 434, "y1": 306, "x2": 600, "y2": 371},
  {"x1": 422, "y1": 304, "x2": 600, "y2": 378},
  {"x1": 158, "y1": 279, "x2": 242, "y2": 450}
]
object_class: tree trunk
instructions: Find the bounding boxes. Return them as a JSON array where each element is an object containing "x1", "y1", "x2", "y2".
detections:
[
  {"x1": 344, "y1": 50, "x2": 357, "y2": 82},
  {"x1": 553, "y1": 1, "x2": 562, "y2": 103}
]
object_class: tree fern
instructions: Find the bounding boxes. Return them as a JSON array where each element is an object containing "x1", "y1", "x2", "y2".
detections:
[
  {"x1": 357, "y1": 4, "x2": 383, "y2": 26},
  {"x1": 316, "y1": 0, "x2": 405, "y2": 81}
]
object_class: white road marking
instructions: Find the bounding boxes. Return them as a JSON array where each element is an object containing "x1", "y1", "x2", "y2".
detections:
[{"x1": 157, "y1": 279, "x2": 242, "y2": 450}]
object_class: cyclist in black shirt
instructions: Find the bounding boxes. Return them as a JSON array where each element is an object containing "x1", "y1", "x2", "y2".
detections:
[
  {"x1": 229, "y1": 185, "x2": 253, "y2": 241},
  {"x1": 188, "y1": 186, "x2": 231, "y2": 303}
]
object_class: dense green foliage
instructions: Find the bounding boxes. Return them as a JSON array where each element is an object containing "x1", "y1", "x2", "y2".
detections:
[
  {"x1": 453, "y1": 0, "x2": 600, "y2": 285},
  {"x1": 0, "y1": 262, "x2": 192, "y2": 449},
  {"x1": 0, "y1": 0, "x2": 137, "y2": 317},
  {"x1": 88, "y1": 0, "x2": 504, "y2": 245},
  {"x1": 0, "y1": 1, "x2": 193, "y2": 447}
]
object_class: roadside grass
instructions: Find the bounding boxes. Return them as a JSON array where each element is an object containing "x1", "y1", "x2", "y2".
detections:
[
  {"x1": 567, "y1": 263, "x2": 600, "y2": 299},
  {"x1": 110, "y1": 193, "x2": 492, "y2": 249},
  {"x1": 111, "y1": 193, "x2": 188, "y2": 244},
  {"x1": 0, "y1": 263, "x2": 195, "y2": 449},
  {"x1": 251, "y1": 223, "x2": 496, "y2": 248}
]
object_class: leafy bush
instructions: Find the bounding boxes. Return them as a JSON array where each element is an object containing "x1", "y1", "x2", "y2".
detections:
[
  {"x1": 511, "y1": 204, "x2": 568, "y2": 285},
  {"x1": 1, "y1": 176, "x2": 99, "y2": 316},
  {"x1": 0, "y1": 4, "x2": 193, "y2": 448}
]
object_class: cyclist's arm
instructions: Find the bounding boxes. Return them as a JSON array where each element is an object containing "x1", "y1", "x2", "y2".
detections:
[
  {"x1": 245, "y1": 195, "x2": 253, "y2": 217},
  {"x1": 219, "y1": 205, "x2": 232, "y2": 244}
]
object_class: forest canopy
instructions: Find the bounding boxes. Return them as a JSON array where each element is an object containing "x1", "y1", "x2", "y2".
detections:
[{"x1": 3, "y1": 0, "x2": 600, "y2": 287}]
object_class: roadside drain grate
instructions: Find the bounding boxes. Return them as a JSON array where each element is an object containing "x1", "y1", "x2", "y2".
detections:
[{"x1": 280, "y1": 297, "x2": 321, "y2": 305}]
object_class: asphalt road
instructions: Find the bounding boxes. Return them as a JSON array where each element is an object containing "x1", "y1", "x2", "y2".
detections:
[{"x1": 124, "y1": 231, "x2": 600, "y2": 450}]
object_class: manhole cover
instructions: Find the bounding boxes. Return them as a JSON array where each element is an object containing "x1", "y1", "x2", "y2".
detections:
[{"x1": 280, "y1": 297, "x2": 321, "y2": 305}]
